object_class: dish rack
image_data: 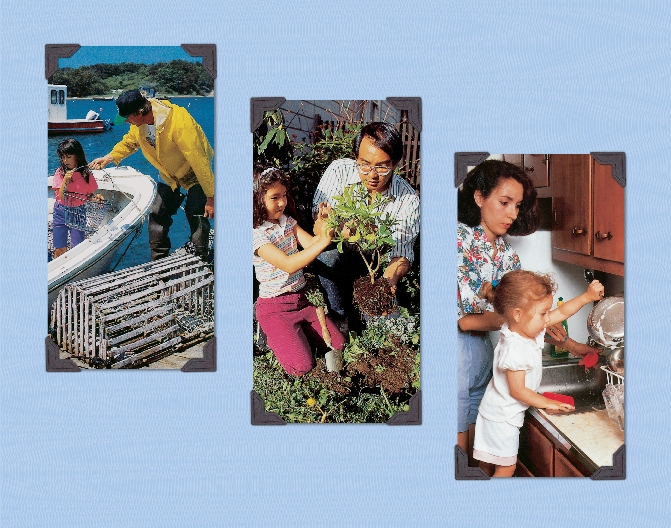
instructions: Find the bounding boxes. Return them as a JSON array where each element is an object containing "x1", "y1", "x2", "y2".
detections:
[
  {"x1": 600, "y1": 365, "x2": 624, "y2": 385},
  {"x1": 600, "y1": 365, "x2": 624, "y2": 430}
]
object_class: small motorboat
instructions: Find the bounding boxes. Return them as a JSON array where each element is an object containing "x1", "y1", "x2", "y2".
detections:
[
  {"x1": 48, "y1": 166, "x2": 157, "y2": 308},
  {"x1": 48, "y1": 84, "x2": 112, "y2": 135}
]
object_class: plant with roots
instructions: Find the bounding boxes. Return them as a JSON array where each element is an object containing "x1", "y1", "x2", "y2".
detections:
[{"x1": 325, "y1": 182, "x2": 398, "y2": 284}]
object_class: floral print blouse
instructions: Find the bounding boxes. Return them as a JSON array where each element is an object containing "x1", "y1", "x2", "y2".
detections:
[{"x1": 457, "y1": 223, "x2": 521, "y2": 319}]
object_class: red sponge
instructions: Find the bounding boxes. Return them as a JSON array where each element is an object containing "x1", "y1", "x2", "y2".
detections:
[
  {"x1": 579, "y1": 351, "x2": 600, "y2": 370},
  {"x1": 542, "y1": 392, "x2": 575, "y2": 406}
]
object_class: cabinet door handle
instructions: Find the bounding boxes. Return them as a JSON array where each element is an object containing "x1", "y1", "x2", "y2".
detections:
[
  {"x1": 595, "y1": 231, "x2": 613, "y2": 240},
  {"x1": 572, "y1": 227, "x2": 587, "y2": 236},
  {"x1": 553, "y1": 208, "x2": 558, "y2": 226}
]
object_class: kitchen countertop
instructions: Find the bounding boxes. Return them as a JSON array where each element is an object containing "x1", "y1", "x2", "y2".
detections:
[{"x1": 538, "y1": 407, "x2": 624, "y2": 469}]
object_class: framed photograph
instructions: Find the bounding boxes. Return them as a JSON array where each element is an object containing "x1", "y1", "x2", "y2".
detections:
[
  {"x1": 456, "y1": 153, "x2": 624, "y2": 478},
  {"x1": 251, "y1": 99, "x2": 421, "y2": 423},
  {"x1": 46, "y1": 45, "x2": 216, "y2": 370}
]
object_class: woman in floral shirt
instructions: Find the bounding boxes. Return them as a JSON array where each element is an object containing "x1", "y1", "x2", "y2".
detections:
[{"x1": 457, "y1": 160, "x2": 539, "y2": 464}]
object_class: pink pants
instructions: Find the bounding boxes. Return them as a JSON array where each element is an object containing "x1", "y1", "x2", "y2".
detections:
[{"x1": 255, "y1": 291, "x2": 345, "y2": 376}]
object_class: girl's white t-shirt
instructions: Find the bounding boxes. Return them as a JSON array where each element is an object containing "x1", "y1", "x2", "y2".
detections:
[{"x1": 478, "y1": 323, "x2": 544, "y2": 427}]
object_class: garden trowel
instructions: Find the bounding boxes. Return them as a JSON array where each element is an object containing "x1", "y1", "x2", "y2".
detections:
[{"x1": 315, "y1": 306, "x2": 343, "y2": 372}]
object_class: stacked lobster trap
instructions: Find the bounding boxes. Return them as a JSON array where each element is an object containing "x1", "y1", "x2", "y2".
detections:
[{"x1": 50, "y1": 252, "x2": 214, "y2": 368}]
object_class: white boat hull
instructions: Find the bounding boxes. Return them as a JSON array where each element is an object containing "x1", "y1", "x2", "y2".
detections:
[{"x1": 48, "y1": 167, "x2": 157, "y2": 308}]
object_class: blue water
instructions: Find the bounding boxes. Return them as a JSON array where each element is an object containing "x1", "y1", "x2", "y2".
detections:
[{"x1": 48, "y1": 97, "x2": 215, "y2": 269}]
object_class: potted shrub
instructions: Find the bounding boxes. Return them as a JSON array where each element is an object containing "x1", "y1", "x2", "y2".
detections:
[{"x1": 326, "y1": 182, "x2": 398, "y2": 317}]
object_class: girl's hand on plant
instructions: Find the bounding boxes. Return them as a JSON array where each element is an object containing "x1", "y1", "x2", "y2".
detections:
[
  {"x1": 317, "y1": 202, "x2": 331, "y2": 220},
  {"x1": 319, "y1": 218, "x2": 334, "y2": 241},
  {"x1": 586, "y1": 280, "x2": 605, "y2": 301}
]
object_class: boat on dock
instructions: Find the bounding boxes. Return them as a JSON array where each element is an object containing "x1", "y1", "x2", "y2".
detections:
[
  {"x1": 48, "y1": 84, "x2": 112, "y2": 135},
  {"x1": 48, "y1": 166, "x2": 157, "y2": 308}
]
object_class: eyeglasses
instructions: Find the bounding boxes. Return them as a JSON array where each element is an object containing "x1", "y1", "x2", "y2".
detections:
[{"x1": 356, "y1": 162, "x2": 393, "y2": 177}]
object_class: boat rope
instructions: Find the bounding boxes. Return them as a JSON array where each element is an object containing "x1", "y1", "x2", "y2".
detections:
[{"x1": 109, "y1": 218, "x2": 145, "y2": 272}]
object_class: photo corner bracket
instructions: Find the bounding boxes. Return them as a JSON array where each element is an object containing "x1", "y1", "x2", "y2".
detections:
[
  {"x1": 251, "y1": 391, "x2": 286, "y2": 425},
  {"x1": 45, "y1": 336, "x2": 80, "y2": 372},
  {"x1": 250, "y1": 98, "x2": 286, "y2": 132},
  {"x1": 385, "y1": 97, "x2": 422, "y2": 132},
  {"x1": 181, "y1": 44, "x2": 216, "y2": 79},
  {"x1": 181, "y1": 337, "x2": 216, "y2": 372},
  {"x1": 386, "y1": 390, "x2": 422, "y2": 425},
  {"x1": 454, "y1": 152, "x2": 490, "y2": 188},
  {"x1": 590, "y1": 152, "x2": 626, "y2": 187},
  {"x1": 591, "y1": 444, "x2": 626, "y2": 480},
  {"x1": 45, "y1": 44, "x2": 80, "y2": 79},
  {"x1": 454, "y1": 445, "x2": 490, "y2": 480}
]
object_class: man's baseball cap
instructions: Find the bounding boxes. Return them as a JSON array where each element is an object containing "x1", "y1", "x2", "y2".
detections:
[{"x1": 113, "y1": 90, "x2": 147, "y2": 125}]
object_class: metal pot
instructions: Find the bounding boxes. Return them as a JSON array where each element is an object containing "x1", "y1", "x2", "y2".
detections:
[
  {"x1": 587, "y1": 293, "x2": 624, "y2": 348},
  {"x1": 607, "y1": 347, "x2": 624, "y2": 374}
]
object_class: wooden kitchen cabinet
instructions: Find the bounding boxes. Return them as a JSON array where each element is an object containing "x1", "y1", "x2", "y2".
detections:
[
  {"x1": 554, "y1": 450, "x2": 584, "y2": 477},
  {"x1": 503, "y1": 154, "x2": 550, "y2": 195},
  {"x1": 550, "y1": 155, "x2": 624, "y2": 276},
  {"x1": 519, "y1": 417, "x2": 554, "y2": 477},
  {"x1": 518, "y1": 412, "x2": 592, "y2": 477}
]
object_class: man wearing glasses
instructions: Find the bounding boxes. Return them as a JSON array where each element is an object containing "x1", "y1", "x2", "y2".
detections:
[
  {"x1": 312, "y1": 121, "x2": 420, "y2": 329},
  {"x1": 90, "y1": 89, "x2": 214, "y2": 261}
]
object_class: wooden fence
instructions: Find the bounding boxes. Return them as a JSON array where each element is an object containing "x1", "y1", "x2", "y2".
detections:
[{"x1": 397, "y1": 111, "x2": 420, "y2": 193}]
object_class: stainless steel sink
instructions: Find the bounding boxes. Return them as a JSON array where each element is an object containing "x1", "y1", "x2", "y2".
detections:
[{"x1": 538, "y1": 359, "x2": 607, "y2": 414}]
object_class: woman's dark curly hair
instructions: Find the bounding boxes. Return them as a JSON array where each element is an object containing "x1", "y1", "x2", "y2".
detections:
[
  {"x1": 253, "y1": 166, "x2": 297, "y2": 228},
  {"x1": 457, "y1": 159, "x2": 539, "y2": 236}
]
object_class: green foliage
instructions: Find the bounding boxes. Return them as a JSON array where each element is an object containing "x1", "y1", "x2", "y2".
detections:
[
  {"x1": 149, "y1": 60, "x2": 213, "y2": 96},
  {"x1": 253, "y1": 110, "x2": 293, "y2": 169},
  {"x1": 48, "y1": 60, "x2": 214, "y2": 97},
  {"x1": 303, "y1": 273, "x2": 327, "y2": 310},
  {"x1": 325, "y1": 182, "x2": 398, "y2": 282},
  {"x1": 343, "y1": 313, "x2": 420, "y2": 363},
  {"x1": 50, "y1": 68, "x2": 107, "y2": 98}
]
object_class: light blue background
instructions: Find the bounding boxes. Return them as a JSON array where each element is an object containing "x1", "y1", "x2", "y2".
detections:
[{"x1": 1, "y1": 1, "x2": 669, "y2": 527}]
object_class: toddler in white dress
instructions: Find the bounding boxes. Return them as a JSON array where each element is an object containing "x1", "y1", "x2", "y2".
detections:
[{"x1": 472, "y1": 270, "x2": 604, "y2": 477}]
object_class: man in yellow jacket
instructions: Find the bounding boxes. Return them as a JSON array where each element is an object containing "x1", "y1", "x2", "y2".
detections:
[{"x1": 90, "y1": 89, "x2": 214, "y2": 260}]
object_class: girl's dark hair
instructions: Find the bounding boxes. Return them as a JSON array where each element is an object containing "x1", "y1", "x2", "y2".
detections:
[
  {"x1": 479, "y1": 270, "x2": 556, "y2": 315},
  {"x1": 353, "y1": 122, "x2": 403, "y2": 165},
  {"x1": 457, "y1": 159, "x2": 539, "y2": 236},
  {"x1": 253, "y1": 166, "x2": 296, "y2": 228},
  {"x1": 57, "y1": 138, "x2": 92, "y2": 183}
]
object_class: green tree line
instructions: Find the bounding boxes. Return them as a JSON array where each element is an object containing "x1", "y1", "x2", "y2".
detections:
[{"x1": 48, "y1": 60, "x2": 214, "y2": 97}]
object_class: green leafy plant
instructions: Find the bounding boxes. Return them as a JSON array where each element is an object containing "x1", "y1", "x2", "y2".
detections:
[
  {"x1": 326, "y1": 183, "x2": 398, "y2": 284},
  {"x1": 253, "y1": 110, "x2": 293, "y2": 168}
]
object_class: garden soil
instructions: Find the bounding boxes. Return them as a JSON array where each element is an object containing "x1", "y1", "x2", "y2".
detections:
[{"x1": 352, "y1": 276, "x2": 396, "y2": 316}]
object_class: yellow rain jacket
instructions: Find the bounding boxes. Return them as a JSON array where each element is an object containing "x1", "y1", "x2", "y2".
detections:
[{"x1": 109, "y1": 99, "x2": 214, "y2": 197}]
